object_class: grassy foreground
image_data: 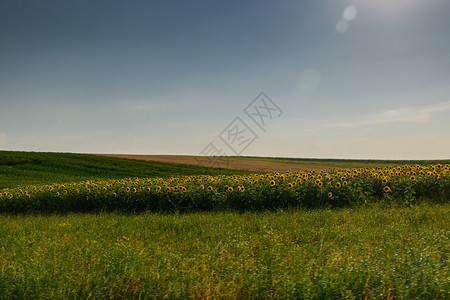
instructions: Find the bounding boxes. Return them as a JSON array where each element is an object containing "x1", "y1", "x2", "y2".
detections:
[{"x1": 0, "y1": 203, "x2": 449, "y2": 299}]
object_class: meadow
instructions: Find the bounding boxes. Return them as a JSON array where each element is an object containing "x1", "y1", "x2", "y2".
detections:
[
  {"x1": 1, "y1": 205, "x2": 448, "y2": 299},
  {"x1": 0, "y1": 151, "x2": 449, "y2": 299}
]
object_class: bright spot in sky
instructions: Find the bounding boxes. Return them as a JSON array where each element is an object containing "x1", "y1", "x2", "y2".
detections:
[
  {"x1": 336, "y1": 20, "x2": 349, "y2": 33},
  {"x1": 299, "y1": 69, "x2": 322, "y2": 93},
  {"x1": 336, "y1": 5, "x2": 357, "y2": 33},
  {"x1": 343, "y1": 6, "x2": 357, "y2": 21}
]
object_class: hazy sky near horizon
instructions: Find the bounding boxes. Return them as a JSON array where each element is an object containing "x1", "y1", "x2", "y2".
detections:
[{"x1": 1, "y1": 0, "x2": 449, "y2": 159}]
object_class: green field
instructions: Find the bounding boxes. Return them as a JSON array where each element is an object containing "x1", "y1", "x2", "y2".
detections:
[
  {"x1": 0, "y1": 205, "x2": 449, "y2": 299},
  {"x1": 1, "y1": 151, "x2": 449, "y2": 299},
  {"x1": 0, "y1": 151, "x2": 251, "y2": 189},
  {"x1": 235, "y1": 155, "x2": 450, "y2": 169}
]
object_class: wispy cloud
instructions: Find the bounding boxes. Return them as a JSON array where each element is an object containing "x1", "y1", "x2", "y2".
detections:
[{"x1": 323, "y1": 100, "x2": 450, "y2": 129}]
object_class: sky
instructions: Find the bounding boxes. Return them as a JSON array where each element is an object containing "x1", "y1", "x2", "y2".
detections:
[{"x1": 1, "y1": 0, "x2": 449, "y2": 160}]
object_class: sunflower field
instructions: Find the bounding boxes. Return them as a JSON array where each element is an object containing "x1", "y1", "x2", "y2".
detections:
[{"x1": 1, "y1": 164, "x2": 449, "y2": 214}]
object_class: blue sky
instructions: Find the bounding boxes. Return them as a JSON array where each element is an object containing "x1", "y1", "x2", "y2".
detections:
[{"x1": 1, "y1": 0, "x2": 449, "y2": 159}]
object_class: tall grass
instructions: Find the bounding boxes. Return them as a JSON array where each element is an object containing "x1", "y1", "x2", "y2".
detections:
[{"x1": 0, "y1": 204, "x2": 448, "y2": 299}]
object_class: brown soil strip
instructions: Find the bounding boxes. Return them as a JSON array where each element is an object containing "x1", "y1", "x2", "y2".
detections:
[{"x1": 98, "y1": 154, "x2": 341, "y2": 172}]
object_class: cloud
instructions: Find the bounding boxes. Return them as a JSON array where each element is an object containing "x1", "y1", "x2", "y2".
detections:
[{"x1": 323, "y1": 100, "x2": 450, "y2": 129}]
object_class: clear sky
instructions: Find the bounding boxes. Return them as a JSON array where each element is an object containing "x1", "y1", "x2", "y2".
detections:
[{"x1": 1, "y1": 0, "x2": 449, "y2": 159}]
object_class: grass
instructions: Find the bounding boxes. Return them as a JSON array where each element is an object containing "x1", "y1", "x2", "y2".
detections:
[
  {"x1": 0, "y1": 151, "x2": 251, "y2": 189},
  {"x1": 0, "y1": 203, "x2": 448, "y2": 299}
]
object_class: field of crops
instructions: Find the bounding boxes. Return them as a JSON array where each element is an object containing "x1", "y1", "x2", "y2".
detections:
[
  {"x1": 1, "y1": 152, "x2": 449, "y2": 299},
  {"x1": 1, "y1": 163, "x2": 449, "y2": 213}
]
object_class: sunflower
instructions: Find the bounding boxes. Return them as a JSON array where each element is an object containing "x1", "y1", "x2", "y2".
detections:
[
  {"x1": 382, "y1": 178, "x2": 388, "y2": 184},
  {"x1": 343, "y1": 181, "x2": 347, "y2": 186},
  {"x1": 270, "y1": 180, "x2": 276, "y2": 186},
  {"x1": 384, "y1": 186, "x2": 391, "y2": 193},
  {"x1": 200, "y1": 184, "x2": 205, "y2": 190},
  {"x1": 240, "y1": 186, "x2": 245, "y2": 192},
  {"x1": 328, "y1": 192, "x2": 333, "y2": 198},
  {"x1": 228, "y1": 187, "x2": 233, "y2": 192},
  {"x1": 132, "y1": 188, "x2": 137, "y2": 193},
  {"x1": 410, "y1": 175, "x2": 415, "y2": 181},
  {"x1": 287, "y1": 183, "x2": 293, "y2": 189},
  {"x1": 156, "y1": 186, "x2": 161, "y2": 192},
  {"x1": 207, "y1": 186, "x2": 213, "y2": 191},
  {"x1": 335, "y1": 182, "x2": 341, "y2": 188}
]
